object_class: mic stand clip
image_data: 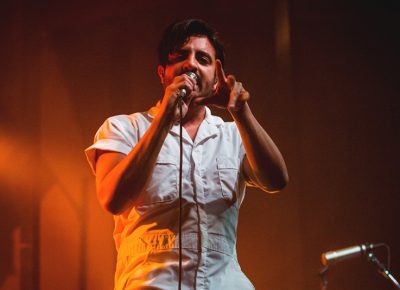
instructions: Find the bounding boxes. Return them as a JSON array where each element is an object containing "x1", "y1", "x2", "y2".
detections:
[{"x1": 367, "y1": 252, "x2": 400, "y2": 289}]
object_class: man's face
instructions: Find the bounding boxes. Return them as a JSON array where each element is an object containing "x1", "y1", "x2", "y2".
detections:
[{"x1": 158, "y1": 36, "x2": 217, "y2": 99}]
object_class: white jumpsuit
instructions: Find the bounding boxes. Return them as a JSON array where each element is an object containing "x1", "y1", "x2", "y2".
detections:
[{"x1": 85, "y1": 105, "x2": 255, "y2": 290}]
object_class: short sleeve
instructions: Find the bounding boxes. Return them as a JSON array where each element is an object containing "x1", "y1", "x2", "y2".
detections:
[{"x1": 84, "y1": 115, "x2": 138, "y2": 175}]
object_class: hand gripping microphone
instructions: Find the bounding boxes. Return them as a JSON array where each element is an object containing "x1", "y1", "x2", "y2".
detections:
[
  {"x1": 180, "y1": 72, "x2": 198, "y2": 99},
  {"x1": 321, "y1": 243, "x2": 377, "y2": 266}
]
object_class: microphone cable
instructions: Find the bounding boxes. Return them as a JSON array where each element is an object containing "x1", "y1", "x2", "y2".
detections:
[
  {"x1": 178, "y1": 99, "x2": 183, "y2": 290},
  {"x1": 177, "y1": 72, "x2": 197, "y2": 290}
]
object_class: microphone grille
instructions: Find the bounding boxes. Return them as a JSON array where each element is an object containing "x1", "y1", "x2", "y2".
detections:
[{"x1": 186, "y1": 71, "x2": 198, "y2": 81}]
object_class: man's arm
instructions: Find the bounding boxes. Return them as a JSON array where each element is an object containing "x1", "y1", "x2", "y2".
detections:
[
  {"x1": 195, "y1": 60, "x2": 288, "y2": 192},
  {"x1": 95, "y1": 74, "x2": 196, "y2": 214},
  {"x1": 230, "y1": 102, "x2": 288, "y2": 192},
  {"x1": 95, "y1": 112, "x2": 172, "y2": 215}
]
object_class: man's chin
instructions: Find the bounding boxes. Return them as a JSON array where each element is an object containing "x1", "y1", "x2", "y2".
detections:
[
  {"x1": 184, "y1": 91, "x2": 200, "y2": 105},
  {"x1": 188, "y1": 95, "x2": 204, "y2": 107},
  {"x1": 186, "y1": 97, "x2": 206, "y2": 110}
]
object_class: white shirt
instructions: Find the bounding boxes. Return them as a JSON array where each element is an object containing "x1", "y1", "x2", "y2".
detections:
[{"x1": 85, "y1": 104, "x2": 255, "y2": 290}]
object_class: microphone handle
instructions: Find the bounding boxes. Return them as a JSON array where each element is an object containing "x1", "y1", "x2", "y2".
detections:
[
  {"x1": 180, "y1": 88, "x2": 188, "y2": 99},
  {"x1": 322, "y1": 243, "x2": 373, "y2": 265},
  {"x1": 179, "y1": 72, "x2": 198, "y2": 100}
]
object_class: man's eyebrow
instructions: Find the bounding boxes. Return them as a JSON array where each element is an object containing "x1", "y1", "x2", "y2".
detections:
[
  {"x1": 197, "y1": 50, "x2": 212, "y2": 58},
  {"x1": 174, "y1": 47, "x2": 189, "y2": 53},
  {"x1": 168, "y1": 48, "x2": 214, "y2": 61},
  {"x1": 167, "y1": 49, "x2": 186, "y2": 58}
]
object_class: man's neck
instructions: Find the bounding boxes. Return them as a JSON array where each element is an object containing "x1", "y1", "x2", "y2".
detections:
[
  {"x1": 182, "y1": 104, "x2": 206, "y2": 141},
  {"x1": 182, "y1": 104, "x2": 206, "y2": 126}
]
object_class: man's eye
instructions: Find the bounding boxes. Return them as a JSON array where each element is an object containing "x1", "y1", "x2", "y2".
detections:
[
  {"x1": 198, "y1": 56, "x2": 211, "y2": 64},
  {"x1": 168, "y1": 53, "x2": 185, "y2": 63}
]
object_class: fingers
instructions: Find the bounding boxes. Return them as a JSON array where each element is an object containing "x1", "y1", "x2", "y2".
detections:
[
  {"x1": 228, "y1": 81, "x2": 240, "y2": 110},
  {"x1": 228, "y1": 81, "x2": 250, "y2": 111},
  {"x1": 183, "y1": 73, "x2": 198, "y2": 88},
  {"x1": 216, "y1": 60, "x2": 235, "y2": 92},
  {"x1": 166, "y1": 74, "x2": 197, "y2": 106},
  {"x1": 226, "y1": 75, "x2": 236, "y2": 89},
  {"x1": 215, "y1": 59, "x2": 227, "y2": 84},
  {"x1": 178, "y1": 74, "x2": 197, "y2": 98},
  {"x1": 161, "y1": 74, "x2": 198, "y2": 119}
]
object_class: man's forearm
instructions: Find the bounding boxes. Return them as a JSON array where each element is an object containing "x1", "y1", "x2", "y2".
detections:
[
  {"x1": 230, "y1": 102, "x2": 288, "y2": 192},
  {"x1": 97, "y1": 108, "x2": 175, "y2": 214}
]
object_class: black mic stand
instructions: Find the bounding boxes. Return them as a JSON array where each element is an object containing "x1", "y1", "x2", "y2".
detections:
[
  {"x1": 319, "y1": 247, "x2": 400, "y2": 290},
  {"x1": 319, "y1": 266, "x2": 329, "y2": 290},
  {"x1": 367, "y1": 252, "x2": 400, "y2": 289}
]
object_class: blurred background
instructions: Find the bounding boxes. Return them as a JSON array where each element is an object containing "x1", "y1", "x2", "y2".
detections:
[{"x1": 0, "y1": 0, "x2": 399, "y2": 289}]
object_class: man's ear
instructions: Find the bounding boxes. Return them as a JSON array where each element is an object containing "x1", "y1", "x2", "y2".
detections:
[{"x1": 157, "y1": 65, "x2": 165, "y2": 85}]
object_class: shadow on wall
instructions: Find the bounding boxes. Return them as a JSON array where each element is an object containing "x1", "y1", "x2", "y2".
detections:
[
  {"x1": 0, "y1": 183, "x2": 24, "y2": 289},
  {"x1": 0, "y1": 126, "x2": 41, "y2": 290}
]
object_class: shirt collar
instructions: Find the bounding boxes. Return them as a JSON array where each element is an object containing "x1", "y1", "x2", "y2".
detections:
[
  {"x1": 146, "y1": 101, "x2": 222, "y2": 127},
  {"x1": 147, "y1": 101, "x2": 223, "y2": 145}
]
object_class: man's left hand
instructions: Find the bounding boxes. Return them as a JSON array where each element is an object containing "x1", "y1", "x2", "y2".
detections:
[{"x1": 193, "y1": 60, "x2": 250, "y2": 112}]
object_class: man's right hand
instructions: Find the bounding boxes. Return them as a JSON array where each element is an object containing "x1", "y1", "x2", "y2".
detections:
[{"x1": 160, "y1": 73, "x2": 198, "y2": 123}]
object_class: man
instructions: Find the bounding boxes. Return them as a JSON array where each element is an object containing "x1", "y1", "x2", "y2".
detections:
[{"x1": 85, "y1": 19, "x2": 288, "y2": 290}]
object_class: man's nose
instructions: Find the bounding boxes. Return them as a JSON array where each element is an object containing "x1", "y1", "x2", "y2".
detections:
[{"x1": 182, "y1": 54, "x2": 197, "y2": 71}]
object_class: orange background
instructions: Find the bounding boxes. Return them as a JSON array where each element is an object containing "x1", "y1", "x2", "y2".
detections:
[{"x1": 0, "y1": 1, "x2": 399, "y2": 289}]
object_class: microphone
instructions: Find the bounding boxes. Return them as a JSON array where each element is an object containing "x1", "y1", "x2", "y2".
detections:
[
  {"x1": 180, "y1": 72, "x2": 198, "y2": 99},
  {"x1": 321, "y1": 243, "x2": 377, "y2": 266}
]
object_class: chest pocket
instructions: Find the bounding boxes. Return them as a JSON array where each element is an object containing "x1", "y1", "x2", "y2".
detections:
[
  {"x1": 217, "y1": 157, "x2": 241, "y2": 203},
  {"x1": 140, "y1": 157, "x2": 178, "y2": 206}
]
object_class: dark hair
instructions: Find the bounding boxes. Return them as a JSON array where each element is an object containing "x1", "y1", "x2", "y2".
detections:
[{"x1": 158, "y1": 19, "x2": 225, "y2": 67}]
